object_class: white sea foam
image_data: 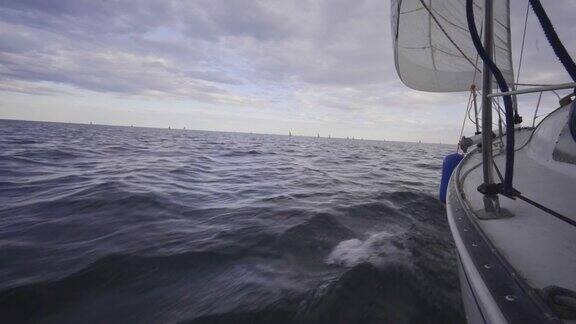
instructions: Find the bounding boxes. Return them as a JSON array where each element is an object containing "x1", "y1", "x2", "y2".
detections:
[{"x1": 326, "y1": 232, "x2": 412, "y2": 268}]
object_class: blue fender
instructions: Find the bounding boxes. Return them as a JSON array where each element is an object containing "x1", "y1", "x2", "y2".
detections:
[{"x1": 439, "y1": 153, "x2": 464, "y2": 203}]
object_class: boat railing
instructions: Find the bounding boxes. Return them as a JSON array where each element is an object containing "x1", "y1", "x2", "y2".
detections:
[
  {"x1": 461, "y1": 82, "x2": 575, "y2": 152},
  {"x1": 486, "y1": 82, "x2": 576, "y2": 128},
  {"x1": 487, "y1": 82, "x2": 576, "y2": 98}
]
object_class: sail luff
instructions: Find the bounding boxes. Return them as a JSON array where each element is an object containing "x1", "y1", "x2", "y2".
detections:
[{"x1": 392, "y1": 0, "x2": 513, "y2": 93}]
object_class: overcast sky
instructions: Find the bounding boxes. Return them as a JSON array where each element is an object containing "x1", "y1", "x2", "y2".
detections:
[{"x1": 1, "y1": 0, "x2": 575, "y2": 143}]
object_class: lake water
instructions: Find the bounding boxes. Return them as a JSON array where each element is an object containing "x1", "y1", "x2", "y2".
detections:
[{"x1": 0, "y1": 119, "x2": 463, "y2": 323}]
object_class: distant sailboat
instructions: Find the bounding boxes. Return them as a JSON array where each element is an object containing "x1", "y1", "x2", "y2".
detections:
[
  {"x1": 317, "y1": 133, "x2": 320, "y2": 138},
  {"x1": 289, "y1": 131, "x2": 292, "y2": 137}
]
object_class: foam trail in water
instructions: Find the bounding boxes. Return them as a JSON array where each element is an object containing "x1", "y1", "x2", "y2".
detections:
[{"x1": 326, "y1": 231, "x2": 413, "y2": 268}]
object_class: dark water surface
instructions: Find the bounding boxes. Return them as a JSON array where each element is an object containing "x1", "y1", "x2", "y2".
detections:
[{"x1": 0, "y1": 119, "x2": 463, "y2": 323}]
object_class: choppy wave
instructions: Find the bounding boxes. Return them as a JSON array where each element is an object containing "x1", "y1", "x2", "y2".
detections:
[{"x1": 0, "y1": 119, "x2": 462, "y2": 323}]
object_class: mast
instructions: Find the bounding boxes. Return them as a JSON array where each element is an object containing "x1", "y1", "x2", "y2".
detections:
[{"x1": 480, "y1": 0, "x2": 501, "y2": 215}]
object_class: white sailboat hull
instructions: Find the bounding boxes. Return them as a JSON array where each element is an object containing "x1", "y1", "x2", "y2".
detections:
[{"x1": 446, "y1": 102, "x2": 576, "y2": 323}]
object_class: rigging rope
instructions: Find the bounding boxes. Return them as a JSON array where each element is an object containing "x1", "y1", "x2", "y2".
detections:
[
  {"x1": 466, "y1": 0, "x2": 515, "y2": 195},
  {"x1": 516, "y1": 2, "x2": 530, "y2": 85},
  {"x1": 470, "y1": 27, "x2": 482, "y2": 134},
  {"x1": 528, "y1": 0, "x2": 576, "y2": 82},
  {"x1": 532, "y1": 91, "x2": 543, "y2": 127},
  {"x1": 457, "y1": 89, "x2": 475, "y2": 153},
  {"x1": 467, "y1": 99, "x2": 477, "y2": 125}
]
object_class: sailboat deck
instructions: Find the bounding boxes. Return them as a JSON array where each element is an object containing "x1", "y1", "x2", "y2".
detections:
[{"x1": 458, "y1": 127, "x2": 576, "y2": 300}]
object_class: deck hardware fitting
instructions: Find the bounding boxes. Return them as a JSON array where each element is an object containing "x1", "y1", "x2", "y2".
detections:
[{"x1": 505, "y1": 295, "x2": 517, "y2": 302}]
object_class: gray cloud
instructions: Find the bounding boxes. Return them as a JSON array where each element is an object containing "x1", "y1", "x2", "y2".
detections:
[
  {"x1": 0, "y1": 0, "x2": 575, "y2": 121},
  {"x1": 0, "y1": 0, "x2": 393, "y2": 101}
]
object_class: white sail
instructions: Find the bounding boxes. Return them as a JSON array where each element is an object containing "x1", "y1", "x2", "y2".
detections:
[{"x1": 391, "y1": 0, "x2": 513, "y2": 92}]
